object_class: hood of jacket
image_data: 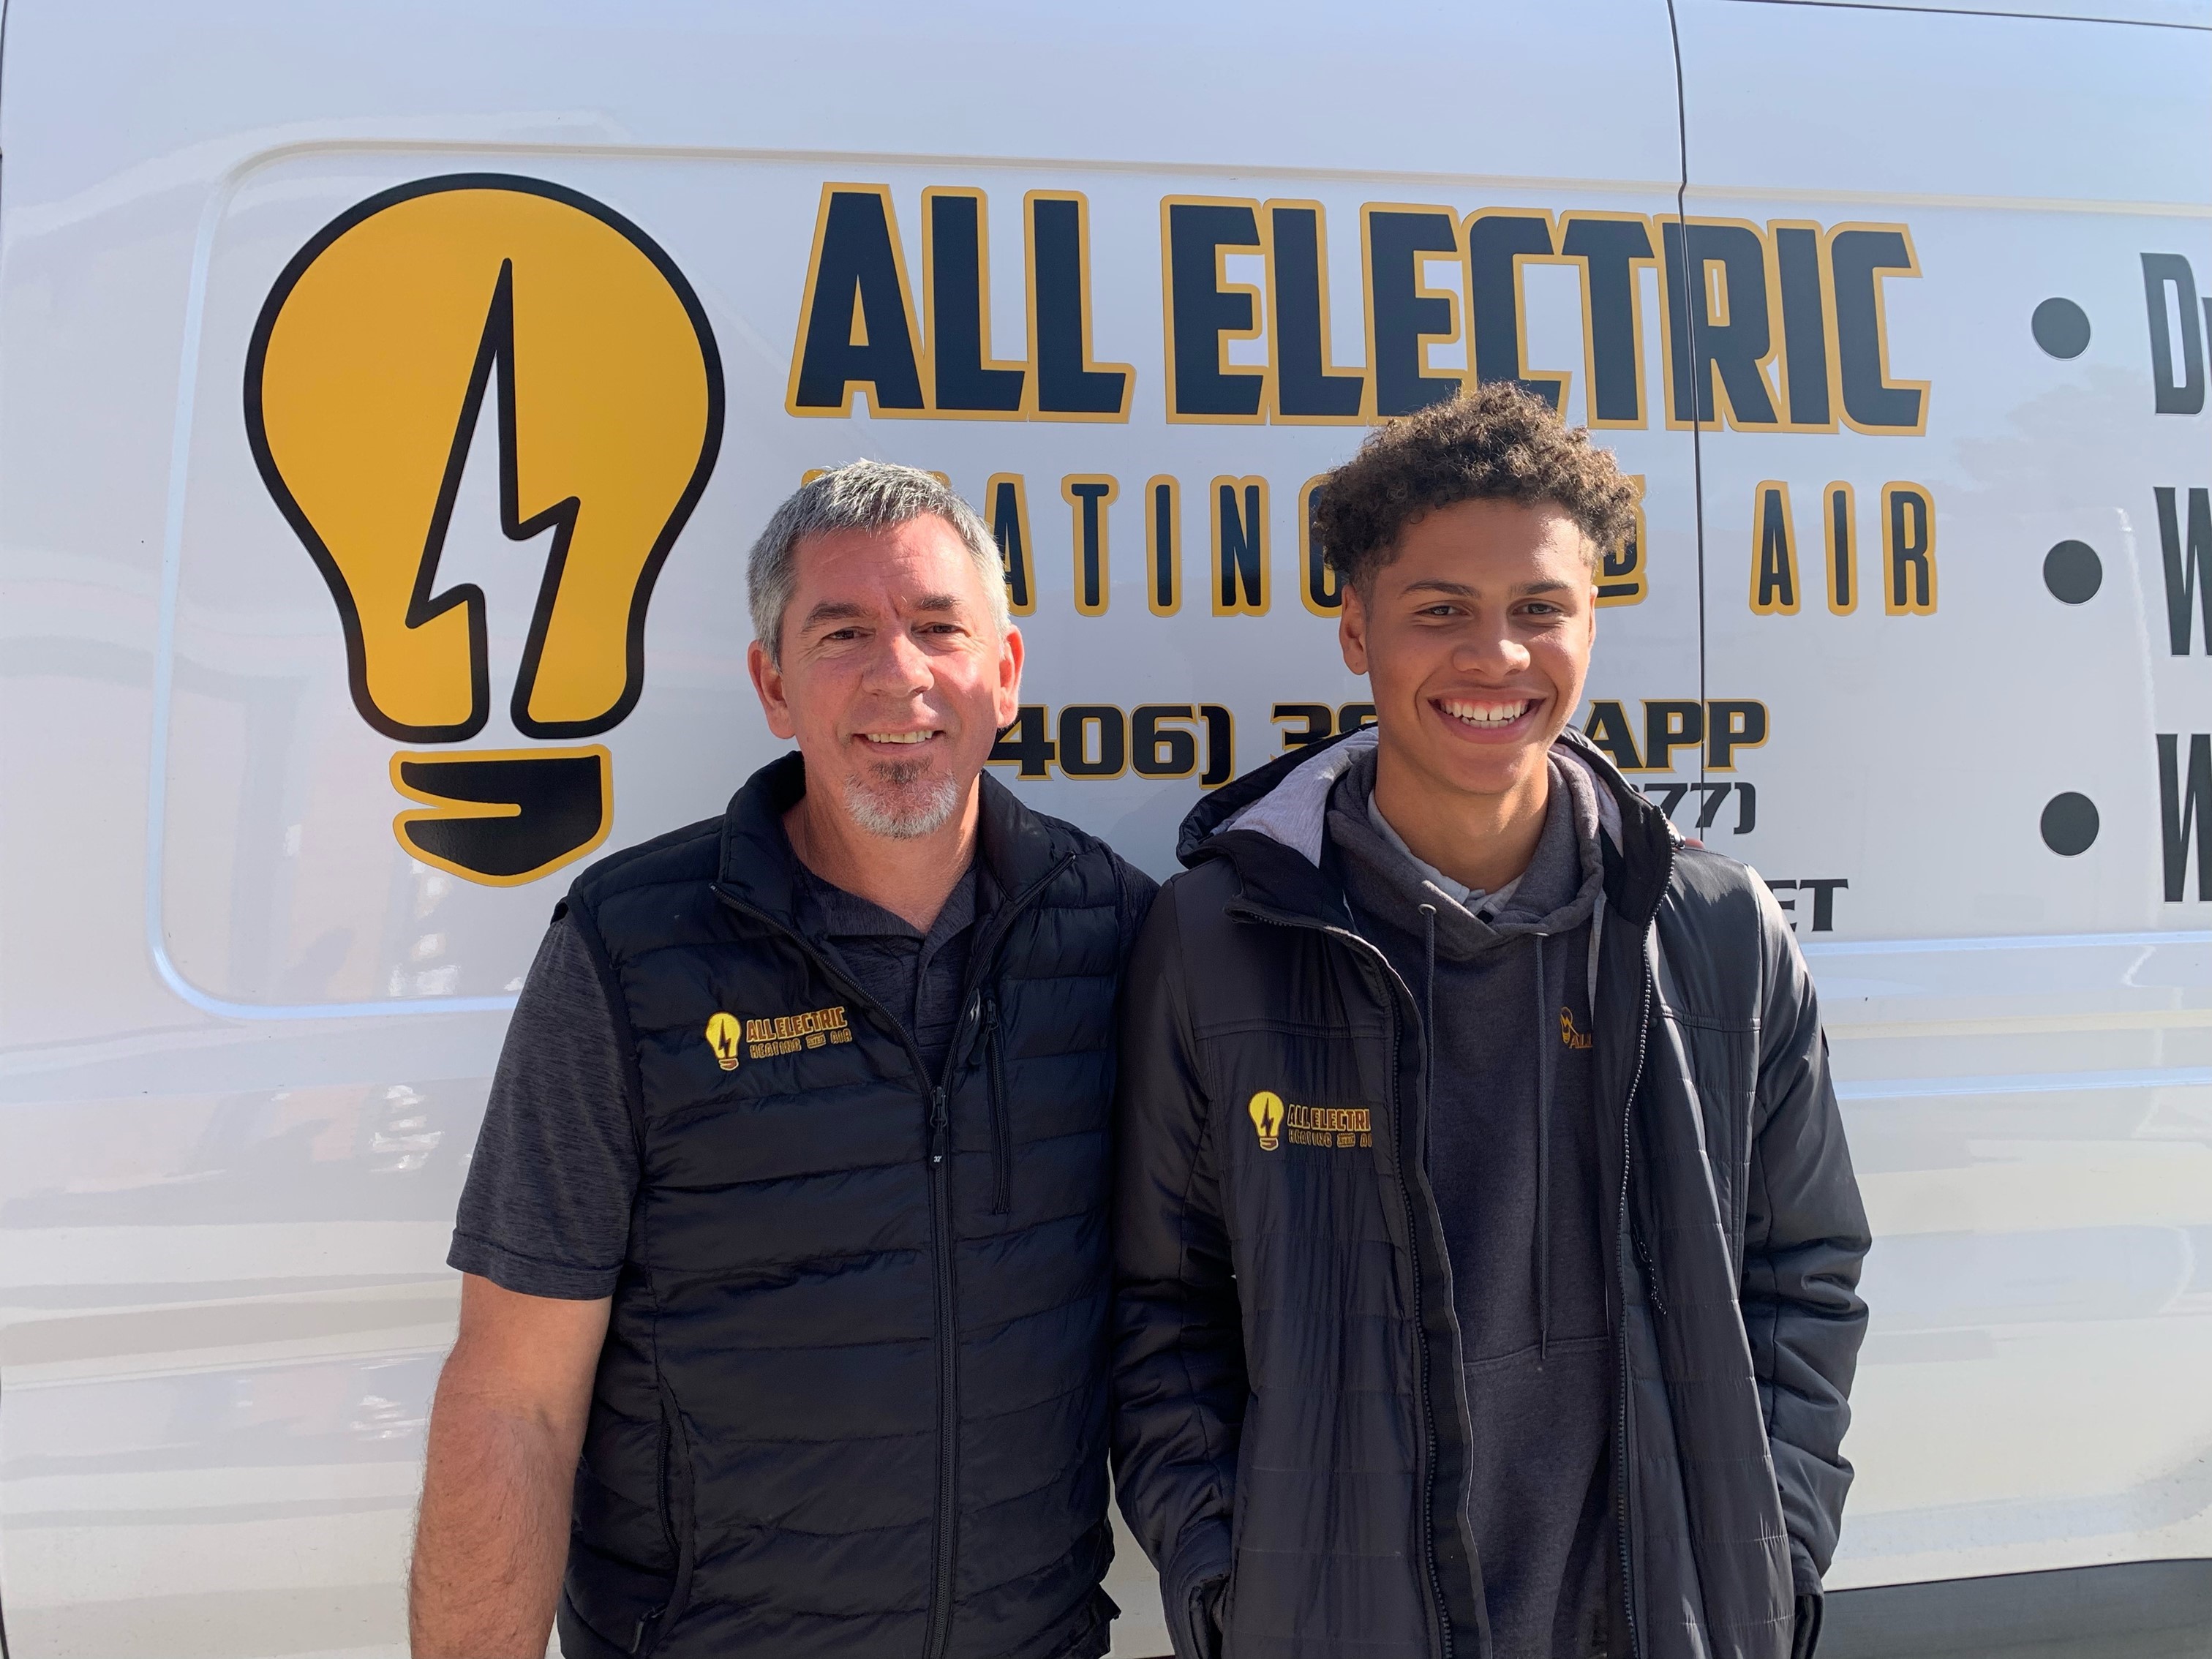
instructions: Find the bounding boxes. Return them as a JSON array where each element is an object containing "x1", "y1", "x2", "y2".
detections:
[
  {"x1": 1327, "y1": 739, "x2": 1605, "y2": 959},
  {"x1": 1175, "y1": 723, "x2": 1679, "y2": 933}
]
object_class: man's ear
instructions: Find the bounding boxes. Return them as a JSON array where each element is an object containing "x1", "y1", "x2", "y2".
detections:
[
  {"x1": 1339, "y1": 584, "x2": 1371, "y2": 676},
  {"x1": 993, "y1": 622, "x2": 1026, "y2": 728},
  {"x1": 748, "y1": 639, "x2": 799, "y2": 740}
]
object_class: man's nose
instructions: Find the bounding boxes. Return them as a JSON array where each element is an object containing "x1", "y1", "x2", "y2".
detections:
[
  {"x1": 859, "y1": 628, "x2": 933, "y2": 695},
  {"x1": 1451, "y1": 625, "x2": 1530, "y2": 677}
]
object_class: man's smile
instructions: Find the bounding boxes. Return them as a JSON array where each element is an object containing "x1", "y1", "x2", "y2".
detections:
[
  {"x1": 858, "y1": 729, "x2": 944, "y2": 746},
  {"x1": 1431, "y1": 695, "x2": 1546, "y2": 741}
]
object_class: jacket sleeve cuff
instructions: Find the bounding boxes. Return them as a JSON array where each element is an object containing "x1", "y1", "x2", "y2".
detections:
[
  {"x1": 1790, "y1": 1540, "x2": 1825, "y2": 1600},
  {"x1": 1162, "y1": 1518, "x2": 1233, "y2": 1659},
  {"x1": 1791, "y1": 1590, "x2": 1825, "y2": 1659}
]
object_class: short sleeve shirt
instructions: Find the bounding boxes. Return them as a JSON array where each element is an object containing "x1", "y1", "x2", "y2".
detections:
[{"x1": 448, "y1": 914, "x2": 639, "y2": 1299}]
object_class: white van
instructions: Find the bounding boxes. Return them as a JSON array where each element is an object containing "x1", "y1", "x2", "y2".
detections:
[{"x1": 1, "y1": 1, "x2": 2208, "y2": 1654}]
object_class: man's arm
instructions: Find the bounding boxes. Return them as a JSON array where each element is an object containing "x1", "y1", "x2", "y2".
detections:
[
  {"x1": 1110, "y1": 886, "x2": 1246, "y2": 1659},
  {"x1": 1739, "y1": 883, "x2": 1872, "y2": 1644},
  {"x1": 415, "y1": 908, "x2": 641, "y2": 1656},
  {"x1": 410, "y1": 1275, "x2": 609, "y2": 1658}
]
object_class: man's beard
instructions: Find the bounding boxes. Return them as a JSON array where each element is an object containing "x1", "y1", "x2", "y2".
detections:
[{"x1": 843, "y1": 757, "x2": 961, "y2": 840}]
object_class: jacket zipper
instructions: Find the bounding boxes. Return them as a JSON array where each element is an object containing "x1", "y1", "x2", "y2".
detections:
[
  {"x1": 1614, "y1": 947, "x2": 1655, "y2": 1659},
  {"x1": 717, "y1": 855, "x2": 1072, "y2": 1659},
  {"x1": 1227, "y1": 900, "x2": 1453, "y2": 1659}
]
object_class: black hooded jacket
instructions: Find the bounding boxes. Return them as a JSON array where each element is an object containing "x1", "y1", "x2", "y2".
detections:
[{"x1": 1110, "y1": 728, "x2": 1870, "y2": 1659}]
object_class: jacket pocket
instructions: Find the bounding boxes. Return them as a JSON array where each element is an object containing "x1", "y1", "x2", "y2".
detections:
[
  {"x1": 1182, "y1": 1574, "x2": 1225, "y2": 1659},
  {"x1": 637, "y1": 1379, "x2": 696, "y2": 1657},
  {"x1": 984, "y1": 992, "x2": 1012, "y2": 1215}
]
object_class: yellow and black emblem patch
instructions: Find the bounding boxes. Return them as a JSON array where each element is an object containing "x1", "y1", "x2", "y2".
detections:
[
  {"x1": 1560, "y1": 1007, "x2": 1593, "y2": 1050},
  {"x1": 705, "y1": 1012, "x2": 742, "y2": 1071},
  {"x1": 1249, "y1": 1090, "x2": 1372, "y2": 1151},
  {"x1": 1249, "y1": 1090, "x2": 1284, "y2": 1151},
  {"x1": 745, "y1": 1005, "x2": 852, "y2": 1060}
]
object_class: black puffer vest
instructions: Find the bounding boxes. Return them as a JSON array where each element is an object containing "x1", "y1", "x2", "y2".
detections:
[{"x1": 554, "y1": 755, "x2": 1134, "y2": 1659}]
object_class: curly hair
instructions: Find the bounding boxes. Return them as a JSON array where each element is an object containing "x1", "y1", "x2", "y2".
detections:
[{"x1": 1312, "y1": 383, "x2": 1639, "y2": 593}]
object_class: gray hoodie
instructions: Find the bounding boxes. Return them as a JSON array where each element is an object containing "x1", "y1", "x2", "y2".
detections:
[{"x1": 1325, "y1": 740, "x2": 1624, "y2": 1659}]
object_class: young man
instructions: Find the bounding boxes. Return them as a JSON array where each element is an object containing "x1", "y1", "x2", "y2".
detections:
[
  {"x1": 1112, "y1": 388, "x2": 1869, "y2": 1659},
  {"x1": 412, "y1": 462, "x2": 1152, "y2": 1658}
]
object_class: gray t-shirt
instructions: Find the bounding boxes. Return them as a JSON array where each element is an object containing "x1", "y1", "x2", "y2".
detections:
[
  {"x1": 794, "y1": 861, "x2": 986, "y2": 1080},
  {"x1": 449, "y1": 861, "x2": 985, "y2": 1301},
  {"x1": 448, "y1": 915, "x2": 638, "y2": 1300}
]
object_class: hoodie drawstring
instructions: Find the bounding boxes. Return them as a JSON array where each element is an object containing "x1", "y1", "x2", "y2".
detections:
[{"x1": 1587, "y1": 894, "x2": 1605, "y2": 1015}]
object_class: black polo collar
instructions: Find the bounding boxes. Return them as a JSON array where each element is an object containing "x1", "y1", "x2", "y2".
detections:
[{"x1": 714, "y1": 751, "x2": 1067, "y2": 929}]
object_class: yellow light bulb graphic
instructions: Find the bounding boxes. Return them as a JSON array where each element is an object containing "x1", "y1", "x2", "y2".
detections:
[
  {"x1": 244, "y1": 173, "x2": 724, "y2": 884},
  {"x1": 1248, "y1": 1089, "x2": 1284, "y2": 1151},
  {"x1": 706, "y1": 1012, "x2": 742, "y2": 1072}
]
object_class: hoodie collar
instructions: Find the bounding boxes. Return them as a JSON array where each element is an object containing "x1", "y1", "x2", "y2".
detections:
[
  {"x1": 1330, "y1": 745, "x2": 1606, "y2": 956},
  {"x1": 1178, "y1": 723, "x2": 1678, "y2": 929}
]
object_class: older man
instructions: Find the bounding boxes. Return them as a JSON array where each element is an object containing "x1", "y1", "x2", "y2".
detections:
[{"x1": 412, "y1": 462, "x2": 1154, "y2": 1659}]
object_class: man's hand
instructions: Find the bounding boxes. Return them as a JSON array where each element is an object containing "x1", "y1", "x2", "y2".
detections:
[{"x1": 410, "y1": 1274, "x2": 610, "y2": 1658}]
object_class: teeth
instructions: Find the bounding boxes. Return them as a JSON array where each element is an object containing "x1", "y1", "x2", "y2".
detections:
[
  {"x1": 862, "y1": 731, "x2": 935, "y2": 745},
  {"x1": 1440, "y1": 699, "x2": 1532, "y2": 728}
]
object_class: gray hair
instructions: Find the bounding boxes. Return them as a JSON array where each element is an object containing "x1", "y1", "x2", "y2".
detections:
[{"x1": 748, "y1": 460, "x2": 1009, "y2": 666}]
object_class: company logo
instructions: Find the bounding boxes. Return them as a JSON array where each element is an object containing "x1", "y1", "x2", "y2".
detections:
[
  {"x1": 1248, "y1": 1089, "x2": 1284, "y2": 1151},
  {"x1": 245, "y1": 173, "x2": 725, "y2": 885},
  {"x1": 1560, "y1": 1007, "x2": 1592, "y2": 1050},
  {"x1": 705, "y1": 1012, "x2": 742, "y2": 1072},
  {"x1": 745, "y1": 1004, "x2": 853, "y2": 1061},
  {"x1": 1249, "y1": 1090, "x2": 1373, "y2": 1151},
  {"x1": 1285, "y1": 1103, "x2": 1373, "y2": 1148}
]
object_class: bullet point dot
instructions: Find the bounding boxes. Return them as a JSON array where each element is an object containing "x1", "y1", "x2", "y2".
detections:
[
  {"x1": 2043, "y1": 540, "x2": 2102, "y2": 603},
  {"x1": 2040, "y1": 792, "x2": 2099, "y2": 856},
  {"x1": 2032, "y1": 298, "x2": 2091, "y2": 359}
]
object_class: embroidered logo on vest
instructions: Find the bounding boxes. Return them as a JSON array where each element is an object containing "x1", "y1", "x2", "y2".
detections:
[
  {"x1": 745, "y1": 1004, "x2": 852, "y2": 1059},
  {"x1": 1248, "y1": 1090, "x2": 1284, "y2": 1151},
  {"x1": 705, "y1": 1012, "x2": 742, "y2": 1071},
  {"x1": 1560, "y1": 1006, "x2": 1593, "y2": 1050}
]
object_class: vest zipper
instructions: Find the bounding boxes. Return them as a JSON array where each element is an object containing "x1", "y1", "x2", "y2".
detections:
[
  {"x1": 982, "y1": 992, "x2": 1010, "y2": 1215},
  {"x1": 716, "y1": 854, "x2": 1074, "y2": 1659},
  {"x1": 711, "y1": 889, "x2": 954, "y2": 1659},
  {"x1": 917, "y1": 855, "x2": 1069, "y2": 1659},
  {"x1": 926, "y1": 1079, "x2": 959, "y2": 1659}
]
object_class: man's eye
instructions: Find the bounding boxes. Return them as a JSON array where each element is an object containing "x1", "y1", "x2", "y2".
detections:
[{"x1": 820, "y1": 628, "x2": 862, "y2": 642}]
